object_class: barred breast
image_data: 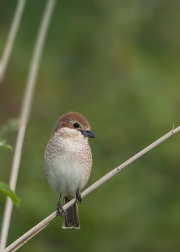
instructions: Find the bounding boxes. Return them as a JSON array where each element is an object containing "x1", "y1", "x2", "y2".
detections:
[{"x1": 44, "y1": 128, "x2": 92, "y2": 198}]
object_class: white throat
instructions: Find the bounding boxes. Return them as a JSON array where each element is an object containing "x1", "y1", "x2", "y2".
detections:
[{"x1": 58, "y1": 127, "x2": 88, "y2": 143}]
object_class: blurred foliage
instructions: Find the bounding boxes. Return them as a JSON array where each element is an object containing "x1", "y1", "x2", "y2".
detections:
[
  {"x1": 0, "y1": 0, "x2": 180, "y2": 252},
  {"x1": 0, "y1": 119, "x2": 19, "y2": 151},
  {"x1": 0, "y1": 120, "x2": 19, "y2": 205},
  {"x1": 0, "y1": 119, "x2": 19, "y2": 137},
  {"x1": 0, "y1": 140, "x2": 13, "y2": 151},
  {"x1": 0, "y1": 181, "x2": 19, "y2": 206}
]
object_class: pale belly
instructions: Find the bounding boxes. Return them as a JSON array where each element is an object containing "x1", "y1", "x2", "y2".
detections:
[{"x1": 45, "y1": 154, "x2": 90, "y2": 198}]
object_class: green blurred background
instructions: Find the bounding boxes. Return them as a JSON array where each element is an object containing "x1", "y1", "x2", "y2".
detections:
[{"x1": 0, "y1": 0, "x2": 180, "y2": 251}]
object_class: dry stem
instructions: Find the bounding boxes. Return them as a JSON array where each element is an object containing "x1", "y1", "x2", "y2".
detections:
[
  {"x1": 3, "y1": 126, "x2": 180, "y2": 252},
  {"x1": 0, "y1": 0, "x2": 26, "y2": 81},
  {"x1": 0, "y1": 1, "x2": 56, "y2": 250}
]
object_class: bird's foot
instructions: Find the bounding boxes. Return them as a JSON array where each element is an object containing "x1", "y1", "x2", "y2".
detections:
[
  {"x1": 56, "y1": 201, "x2": 66, "y2": 217},
  {"x1": 76, "y1": 188, "x2": 82, "y2": 204}
]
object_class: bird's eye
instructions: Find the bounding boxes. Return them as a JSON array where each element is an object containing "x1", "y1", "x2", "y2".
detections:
[{"x1": 73, "y1": 122, "x2": 79, "y2": 128}]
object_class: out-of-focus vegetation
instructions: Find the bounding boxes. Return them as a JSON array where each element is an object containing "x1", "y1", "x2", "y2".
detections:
[
  {"x1": 0, "y1": 120, "x2": 19, "y2": 205},
  {"x1": 0, "y1": 0, "x2": 180, "y2": 251},
  {"x1": 0, "y1": 181, "x2": 19, "y2": 207}
]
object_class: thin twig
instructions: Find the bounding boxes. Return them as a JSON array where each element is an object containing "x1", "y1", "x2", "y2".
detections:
[
  {"x1": 0, "y1": 1, "x2": 56, "y2": 250},
  {"x1": 3, "y1": 126, "x2": 180, "y2": 252},
  {"x1": 0, "y1": 0, "x2": 26, "y2": 82}
]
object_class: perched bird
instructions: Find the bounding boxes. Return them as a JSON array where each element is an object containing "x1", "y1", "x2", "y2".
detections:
[{"x1": 44, "y1": 112, "x2": 95, "y2": 229}]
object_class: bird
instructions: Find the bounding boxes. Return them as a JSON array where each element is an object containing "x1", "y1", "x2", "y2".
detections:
[{"x1": 44, "y1": 112, "x2": 95, "y2": 229}]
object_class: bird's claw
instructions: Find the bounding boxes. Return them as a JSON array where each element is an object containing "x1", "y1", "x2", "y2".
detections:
[
  {"x1": 56, "y1": 202, "x2": 66, "y2": 217},
  {"x1": 76, "y1": 188, "x2": 82, "y2": 204}
]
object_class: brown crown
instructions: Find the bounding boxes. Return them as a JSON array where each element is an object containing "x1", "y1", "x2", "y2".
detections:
[{"x1": 52, "y1": 112, "x2": 91, "y2": 134}]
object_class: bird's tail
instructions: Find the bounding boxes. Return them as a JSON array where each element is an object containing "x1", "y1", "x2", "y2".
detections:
[{"x1": 62, "y1": 197, "x2": 80, "y2": 229}]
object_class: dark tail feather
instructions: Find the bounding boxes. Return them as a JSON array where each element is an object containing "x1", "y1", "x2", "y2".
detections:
[{"x1": 62, "y1": 197, "x2": 80, "y2": 229}]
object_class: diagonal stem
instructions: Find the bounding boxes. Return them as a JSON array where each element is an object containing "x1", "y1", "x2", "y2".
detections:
[
  {"x1": 0, "y1": 0, "x2": 26, "y2": 82},
  {"x1": 3, "y1": 126, "x2": 180, "y2": 252}
]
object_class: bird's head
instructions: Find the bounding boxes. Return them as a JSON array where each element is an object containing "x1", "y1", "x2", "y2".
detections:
[{"x1": 52, "y1": 112, "x2": 96, "y2": 139}]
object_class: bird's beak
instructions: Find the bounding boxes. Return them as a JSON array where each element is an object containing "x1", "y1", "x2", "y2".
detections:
[{"x1": 79, "y1": 130, "x2": 96, "y2": 138}]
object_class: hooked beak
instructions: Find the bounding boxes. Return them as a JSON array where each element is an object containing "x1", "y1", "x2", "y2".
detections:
[{"x1": 79, "y1": 130, "x2": 96, "y2": 138}]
